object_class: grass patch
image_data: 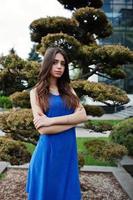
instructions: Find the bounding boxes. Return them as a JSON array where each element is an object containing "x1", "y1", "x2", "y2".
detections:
[
  {"x1": 0, "y1": 173, "x2": 6, "y2": 180},
  {"x1": 77, "y1": 137, "x2": 110, "y2": 152},
  {"x1": 77, "y1": 137, "x2": 116, "y2": 167},
  {"x1": 23, "y1": 142, "x2": 35, "y2": 154},
  {"x1": 85, "y1": 155, "x2": 116, "y2": 166},
  {"x1": 84, "y1": 119, "x2": 123, "y2": 132},
  {"x1": 25, "y1": 137, "x2": 117, "y2": 167},
  {"x1": 89, "y1": 119, "x2": 123, "y2": 127}
]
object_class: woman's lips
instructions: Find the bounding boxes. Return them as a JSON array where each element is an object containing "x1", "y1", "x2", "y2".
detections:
[{"x1": 55, "y1": 71, "x2": 62, "y2": 74}]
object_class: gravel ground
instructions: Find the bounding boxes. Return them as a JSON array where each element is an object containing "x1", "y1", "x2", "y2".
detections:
[
  {"x1": 80, "y1": 172, "x2": 130, "y2": 200},
  {"x1": 0, "y1": 169, "x2": 130, "y2": 200}
]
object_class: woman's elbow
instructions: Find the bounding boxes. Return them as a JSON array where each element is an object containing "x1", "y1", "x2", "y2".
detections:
[
  {"x1": 78, "y1": 110, "x2": 88, "y2": 123},
  {"x1": 81, "y1": 110, "x2": 88, "y2": 122},
  {"x1": 82, "y1": 113, "x2": 88, "y2": 122},
  {"x1": 37, "y1": 129, "x2": 43, "y2": 134},
  {"x1": 37, "y1": 127, "x2": 55, "y2": 134},
  {"x1": 37, "y1": 127, "x2": 46, "y2": 134}
]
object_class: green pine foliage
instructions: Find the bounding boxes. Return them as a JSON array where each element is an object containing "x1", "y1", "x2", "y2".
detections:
[
  {"x1": 9, "y1": 91, "x2": 30, "y2": 108},
  {"x1": 110, "y1": 118, "x2": 133, "y2": 155},
  {"x1": 0, "y1": 109, "x2": 39, "y2": 145},
  {"x1": 0, "y1": 137, "x2": 31, "y2": 165},
  {"x1": 84, "y1": 139, "x2": 128, "y2": 162}
]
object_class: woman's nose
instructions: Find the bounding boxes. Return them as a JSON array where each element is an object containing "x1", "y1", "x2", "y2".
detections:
[{"x1": 57, "y1": 62, "x2": 62, "y2": 68}]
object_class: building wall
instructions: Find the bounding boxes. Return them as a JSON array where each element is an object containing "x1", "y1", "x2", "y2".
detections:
[{"x1": 99, "y1": 0, "x2": 133, "y2": 94}]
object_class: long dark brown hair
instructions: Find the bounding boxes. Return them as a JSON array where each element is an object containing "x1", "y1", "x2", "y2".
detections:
[{"x1": 34, "y1": 47, "x2": 80, "y2": 112}]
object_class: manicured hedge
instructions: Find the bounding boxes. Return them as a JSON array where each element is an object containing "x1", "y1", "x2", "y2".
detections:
[
  {"x1": 9, "y1": 90, "x2": 30, "y2": 108},
  {"x1": 84, "y1": 120, "x2": 113, "y2": 132},
  {"x1": 0, "y1": 109, "x2": 39, "y2": 145},
  {"x1": 83, "y1": 104, "x2": 105, "y2": 117},
  {"x1": 110, "y1": 118, "x2": 133, "y2": 155},
  {"x1": 84, "y1": 139, "x2": 127, "y2": 162},
  {"x1": 0, "y1": 137, "x2": 31, "y2": 165}
]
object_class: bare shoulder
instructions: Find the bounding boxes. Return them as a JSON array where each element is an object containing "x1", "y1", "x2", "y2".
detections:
[
  {"x1": 70, "y1": 87, "x2": 87, "y2": 117},
  {"x1": 30, "y1": 87, "x2": 43, "y2": 117},
  {"x1": 70, "y1": 87, "x2": 85, "y2": 111},
  {"x1": 70, "y1": 87, "x2": 77, "y2": 96},
  {"x1": 30, "y1": 87, "x2": 38, "y2": 99},
  {"x1": 30, "y1": 87, "x2": 39, "y2": 105},
  {"x1": 30, "y1": 87, "x2": 37, "y2": 95}
]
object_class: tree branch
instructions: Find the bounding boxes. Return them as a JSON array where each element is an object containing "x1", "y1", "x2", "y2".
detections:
[
  {"x1": 73, "y1": 64, "x2": 112, "y2": 80},
  {"x1": 12, "y1": 133, "x2": 37, "y2": 145},
  {"x1": 88, "y1": 64, "x2": 100, "y2": 77}
]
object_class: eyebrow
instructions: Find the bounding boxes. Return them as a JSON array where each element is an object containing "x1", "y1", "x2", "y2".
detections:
[{"x1": 54, "y1": 59, "x2": 65, "y2": 63}]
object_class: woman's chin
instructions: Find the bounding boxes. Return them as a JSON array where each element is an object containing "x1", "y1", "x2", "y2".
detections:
[{"x1": 54, "y1": 74, "x2": 62, "y2": 78}]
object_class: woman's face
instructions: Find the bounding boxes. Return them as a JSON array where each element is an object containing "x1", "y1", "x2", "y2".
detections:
[{"x1": 50, "y1": 53, "x2": 65, "y2": 79}]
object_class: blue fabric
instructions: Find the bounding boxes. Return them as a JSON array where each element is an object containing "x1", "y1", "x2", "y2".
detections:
[{"x1": 25, "y1": 93, "x2": 82, "y2": 200}]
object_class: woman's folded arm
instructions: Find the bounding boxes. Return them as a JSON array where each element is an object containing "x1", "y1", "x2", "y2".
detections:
[
  {"x1": 50, "y1": 106, "x2": 88, "y2": 125},
  {"x1": 49, "y1": 88, "x2": 88, "y2": 126},
  {"x1": 37, "y1": 124, "x2": 76, "y2": 135}
]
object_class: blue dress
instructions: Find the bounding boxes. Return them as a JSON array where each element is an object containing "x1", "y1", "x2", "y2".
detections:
[{"x1": 25, "y1": 93, "x2": 82, "y2": 200}]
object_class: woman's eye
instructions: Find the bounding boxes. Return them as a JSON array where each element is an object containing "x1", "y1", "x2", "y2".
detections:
[
  {"x1": 53, "y1": 60, "x2": 65, "y2": 66},
  {"x1": 53, "y1": 60, "x2": 58, "y2": 64},
  {"x1": 61, "y1": 62, "x2": 65, "y2": 66}
]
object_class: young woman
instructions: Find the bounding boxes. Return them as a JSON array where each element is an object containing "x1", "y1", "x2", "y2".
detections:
[{"x1": 25, "y1": 47, "x2": 88, "y2": 200}]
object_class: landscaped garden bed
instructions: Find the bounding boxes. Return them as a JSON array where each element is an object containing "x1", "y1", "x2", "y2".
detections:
[{"x1": 0, "y1": 168, "x2": 130, "y2": 200}]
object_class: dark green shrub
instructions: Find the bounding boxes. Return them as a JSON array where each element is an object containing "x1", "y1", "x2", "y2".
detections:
[
  {"x1": 102, "y1": 143, "x2": 128, "y2": 162},
  {"x1": 84, "y1": 139, "x2": 127, "y2": 162},
  {"x1": 0, "y1": 109, "x2": 39, "y2": 145},
  {"x1": 9, "y1": 91, "x2": 30, "y2": 108},
  {"x1": 0, "y1": 136, "x2": 31, "y2": 165},
  {"x1": 0, "y1": 96, "x2": 12, "y2": 108},
  {"x1": 84, "y1": 120, "x2": 112, "y2": 132},
  {"x1": 78, "y1": 152, "x2": 85, "y2": 169},
  {"x1": 0, "y1": 112, "x2": 10, "y2": 132},
  {"x1": 84, "y1": 120, "x2": 94, "y2": 129},
  {"x1": 84, "y1": 139, "x2": 106, "y2": 159},
  {"x1": 110, "y1": 118, "x2": 133, "y2": 155},
  {"x1": 83, "y1": 104, "x2": 105, "y2": 117},
  {"x1": 93, "y1": 121, "x2": 112, "y2": 132}
]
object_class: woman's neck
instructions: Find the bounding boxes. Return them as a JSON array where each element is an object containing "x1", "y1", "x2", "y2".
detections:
[
  {"x1": 49, "y1": 76, "x2": 57, "y2": 86},
  {"x1": 49, "y1": 86, "x2": 59, "y2": 94},
  {"x1": 49, "y1": 77, "x2": 58, "y2": 91}
]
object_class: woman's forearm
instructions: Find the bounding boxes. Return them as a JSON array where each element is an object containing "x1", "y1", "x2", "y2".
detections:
[
  {"x1": 33, "y1": 105, "x2": 88, "y2": 129},
  {"x1": 50, "y1": 109, "x2": 88, "y2": 126},
  {"x1": 38, "y1": 124, "x2": 75, "y2": 135}
]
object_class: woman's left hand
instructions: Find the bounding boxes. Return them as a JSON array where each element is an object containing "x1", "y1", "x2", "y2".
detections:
[{"x1": 33, "y1": 112, "x2": 52, "y2": 129}]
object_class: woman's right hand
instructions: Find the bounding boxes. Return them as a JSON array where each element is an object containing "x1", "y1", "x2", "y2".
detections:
[{"x1": 33, "y1": 112, "x2": 53, "y2": 129}]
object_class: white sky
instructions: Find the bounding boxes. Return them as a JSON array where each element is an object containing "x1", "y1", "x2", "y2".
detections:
[{"x1": 0, "y1": 0, "x2": 71, "y2": 59}]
